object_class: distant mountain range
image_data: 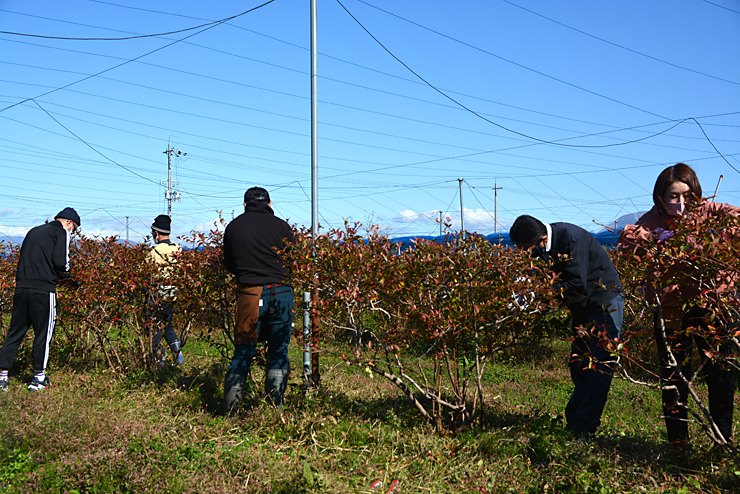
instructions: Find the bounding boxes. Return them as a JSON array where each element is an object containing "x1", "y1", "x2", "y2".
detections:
[
  {"x1": 0, "y1": 235, "x2": 24, "y2": 246},
  {"x1": 0, "y1": 235, "x2": 139, "y2": 246}
]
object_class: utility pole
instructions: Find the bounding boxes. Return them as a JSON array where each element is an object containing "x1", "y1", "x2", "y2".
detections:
[
  {"x1": 458, "y1": 178, "x2": 465, "y2": 234},
  {"x1": 439, "y1": 211, "x2": 443, "y2": 236},
  {"x1": 493, "y1": 180, "x2": 503, "y2": 233},
  {"x1": 163, "y1": 138, "x2": 185, "y2": 218},
  {"x1": 125, "y1": 216, "x2": 129, "y2": 243}
]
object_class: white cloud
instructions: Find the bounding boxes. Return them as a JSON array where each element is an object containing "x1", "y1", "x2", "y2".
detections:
[{"x1": 392, "y1": 208, "x2": 510, "y2": 235}]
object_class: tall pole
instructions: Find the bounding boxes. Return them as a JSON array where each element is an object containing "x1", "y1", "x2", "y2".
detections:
[
  {"x1": 125, "y1": 216, "x2": 129, "y2": 243},
  {"x1": 439, "y1": 211, "x2": 443, "y2": 236},
  {"x1": 306, "y1": 0, "x2": 319, "y2": 386},
  {"x1": 167, "y1": 139, "x2": 172, "y2": 217},
  {"x1": 493, "y1": 180, "x2": 502, "y2": 233},
  {"x1": 458, "y1": 178, "x2": 465, "y2": 233},
  {"x1": 163, "y1": 138, "x2": 185, "y2": 218}
]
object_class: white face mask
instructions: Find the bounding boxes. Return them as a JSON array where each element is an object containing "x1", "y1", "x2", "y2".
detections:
[{"x1": 665, "y1": 201, "x2": 686, "y2": 216}]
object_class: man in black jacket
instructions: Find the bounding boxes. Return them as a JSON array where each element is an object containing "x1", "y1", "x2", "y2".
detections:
[
  {"x1": 222, "y1": 187, "x2": 295, "y2": 414},
  {"x1": 510, "y1": 215, "x2": 623, "y2": 435},
  {"x1": 0, "y1": 207, "x2": 80, "y2": 392}
]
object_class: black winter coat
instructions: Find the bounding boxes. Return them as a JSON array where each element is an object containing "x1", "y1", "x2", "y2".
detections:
[
  {"x1": 223, "y1": 202, "x2": 295, "y2": 286},
  {"x1": 15, "y1": 220, "x2": 71, "y2": 292}
]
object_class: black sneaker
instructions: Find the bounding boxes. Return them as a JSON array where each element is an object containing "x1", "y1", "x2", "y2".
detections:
[
  {"x1": 28, "y1": 376, "x2": 50, "y2": 391},
  {"x1": 0, "y1": 378, "x2": 8, "y2": 391}
]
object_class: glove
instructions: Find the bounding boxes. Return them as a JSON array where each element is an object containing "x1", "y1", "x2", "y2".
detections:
[
  {"x1": 508, "y1": 289, "x2": 535, "y2": 311},
  {"x1": 58, "y1": 274, "x2": 81, "y2": 288}
]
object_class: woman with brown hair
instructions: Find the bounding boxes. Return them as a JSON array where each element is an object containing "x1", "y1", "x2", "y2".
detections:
[{"x1": 620, "y1": 163, "x2": 738, "y2": 449}]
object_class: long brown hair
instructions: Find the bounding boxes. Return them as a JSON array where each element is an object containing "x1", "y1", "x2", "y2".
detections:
[{"x1": 652, "y1": 163, "x2": 702, "y2": 213}]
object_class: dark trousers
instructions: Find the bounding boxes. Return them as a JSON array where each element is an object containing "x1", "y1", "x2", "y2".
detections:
[
  {"x1": 565, "y1": 295, "x2": 624, "y2": 434},
  {"x1": 0, "y1": 288, "x2": 56, "y2": 373},
  {"x1": 654, "y1": 307, "x2": 735, "y2": 443},
  {"x1": 228, "y1": 286, "x2": 294, "y2": 375},
  {"x1": 145, "y1": 293, "x2": 179, "y2": 357}
]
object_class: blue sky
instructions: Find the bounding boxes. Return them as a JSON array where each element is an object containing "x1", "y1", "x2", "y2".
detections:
[{"x1": 2, "y1": 0, "x2": 739, "y2": 242}]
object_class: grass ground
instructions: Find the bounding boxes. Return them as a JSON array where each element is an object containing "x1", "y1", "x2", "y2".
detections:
[{"x1": 0, "y1": 335, "x2": 738, "y2": 493}]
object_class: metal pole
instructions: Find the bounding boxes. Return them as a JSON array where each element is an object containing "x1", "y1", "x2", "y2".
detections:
[
  {"x1": 311, "y1": 0, "x2": 319, "y2": 240},
  {"x1": 712, "y1": 174, "x2": 724, "y2": 201},
  {"x1": 302, "y1": 292, "x2": 311, "y2": 378},
  {"x1": 308, "y1": 0, "x2": 319, "y2": 386},
  {"x1": 439, "y1": 211, "x2": 443, "y2": 236},
  {"x1": 458, "y1": 178, "x2": 464, "y2": 233},
  {"x1": 493, "y1": 180, "x2": 502, "y2": 233},
  {"x1": 167, "y1": 139, "x2": 172, "y2": 218},
  {"x1": 163, "y1": 138, "x2": 184, "y2": 218},
  {"x1": 125, "y1": 216, "x2": 129, "y2": 243}
]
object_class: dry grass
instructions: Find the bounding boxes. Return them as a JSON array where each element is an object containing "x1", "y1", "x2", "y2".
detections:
[{"x1": 0, "y1": 337, "x2": 738, "y2": 493}]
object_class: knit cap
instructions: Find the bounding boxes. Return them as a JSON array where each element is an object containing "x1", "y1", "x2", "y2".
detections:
[
  {"x1": 152, "y1": 214, "x2": 171, "y2": 234},
  {"x1": 55, "y1": 207, "x2": 81, "y2": 226}
]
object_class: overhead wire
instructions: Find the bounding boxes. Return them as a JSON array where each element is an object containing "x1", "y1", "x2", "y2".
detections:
[
  {"x1": 0, "y1": 0, "x2": 276, "y2": 113},
  {"x1": 4, "y1": 1, "x2": 736, "y2": 233},
  {"x1": 79, "y1": 1, "x2": 740, "y2": 133},
  {"x1": 5, "y1": 83, "x2": 737, "y2": 193},
  {"x1": 500, "y1": 0, "x2": 740, "y2": 87},
  {"x1": 5, "y1": 47, "x2": 739, "y2": 153},
  {"x1": 31, "y1": 99, "x2": 160, "y2": 184},
  {"x1": 701, "y1": 0, "x2": 740, "y2": 15},
  {"x1": 0, "y1": 4, "x2": 276, "y2": 41},
  {"x1": 689, "y1": 117, "x2": 740, "y2": 175},
  {"x1": 508, "y1": 177, "x2": 561, "y2": 220},
  {"x1": 9, "y1": 72, "x2": 734, "y2": 184},
  {"x1": 347, "y1": 0, "x2": 668, "y2": 121},
  {"x1": 533, "y1": 175, "x2": 595, "y2": 220}
]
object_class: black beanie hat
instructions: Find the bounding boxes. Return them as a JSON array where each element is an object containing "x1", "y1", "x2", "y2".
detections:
[
  {"x1": 244, "y1": 187, "x2": 270, "y2": 205},
  {"x1": 55, "y1": 207, "x2": 81, "y2": 226},
  {"x1": 152, "y1": 214, "x2": 171, "y2": 234}
]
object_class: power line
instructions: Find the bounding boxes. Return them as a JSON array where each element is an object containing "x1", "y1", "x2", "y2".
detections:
[
  {"x1": 689, "y1": 117, "x2": 740, "y2": 175},
  {"x1": 337, "y1": 0, "x2": 703, "y2": 148},
  {"x1": 701, "y1": 0, "x2": 740, "y2": 15},
  {"x1": 0, "y1": 4, "x2": 275, "y2": 41},
  {"x1": 0, "y1": 0, "x2": 276, "y2": 113},
  {"x1": 31, "y1": 99, "x2": 160, "y2": 185},
  {"x1": 347, "y1": 0, "x2": 668, "y2": 121},
  {"x1": 500, "y1": 0, "x2": 740, "y2": 87},
  {"x1": 5, "y1": 45, "x2": 739, "y2": 151}
]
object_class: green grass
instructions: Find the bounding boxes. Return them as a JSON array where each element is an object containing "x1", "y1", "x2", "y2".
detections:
[{"x1": 0, "y1": 336, "x2": 738, "y2": 493}]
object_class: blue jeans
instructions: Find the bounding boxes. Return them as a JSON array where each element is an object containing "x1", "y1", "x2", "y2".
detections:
[
  {"x1": 228, "y1": 286, "x2": 294, "y2": 374},
  {"x1": 565, "y1": 294, "x2": 624, "y2": 434}
]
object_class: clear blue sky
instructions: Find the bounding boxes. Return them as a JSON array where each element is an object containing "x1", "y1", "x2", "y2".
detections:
[{"x1": 2, "y1": 0, "x2": 739, "y2": 242}]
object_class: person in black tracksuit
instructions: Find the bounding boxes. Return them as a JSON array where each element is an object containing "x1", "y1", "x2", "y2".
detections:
[
  {"x1": 222, "y1": 187, "x2": 295, "y2": 414},
  {"x1": 0, "y1": 208, "x2": 80, "y2": 392},
  {"x1": 510, "y1": 215, "x2": 624, "y2": 435}
]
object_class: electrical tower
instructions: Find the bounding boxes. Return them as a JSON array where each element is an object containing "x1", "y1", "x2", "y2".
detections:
[{"x1": 162, "y1": 138, "x2": 185, "y2": 217}]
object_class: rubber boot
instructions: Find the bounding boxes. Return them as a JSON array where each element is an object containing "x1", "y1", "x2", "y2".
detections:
[
  {"x1": 265, "y1": 369, "x2": 289, "y2": 409},
  {"x1": 224, "y1": 373, "x2": 248, "y2": 416},
  {"x1": 169, "y1": 340, "x2": 184, "y2": 366}
]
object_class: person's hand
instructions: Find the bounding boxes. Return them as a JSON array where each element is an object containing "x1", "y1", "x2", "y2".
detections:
[
  {"x1": 58, "y1": 274, "x2": 81, "y2": 288},
  {"x1": 508, "y1": 289, "x2": 535, "y2": 311}
]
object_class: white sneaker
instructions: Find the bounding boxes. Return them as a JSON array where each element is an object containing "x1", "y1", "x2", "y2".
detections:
[{"x1": 28, "y1": 376, "x2": 50, "y2": 391}]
